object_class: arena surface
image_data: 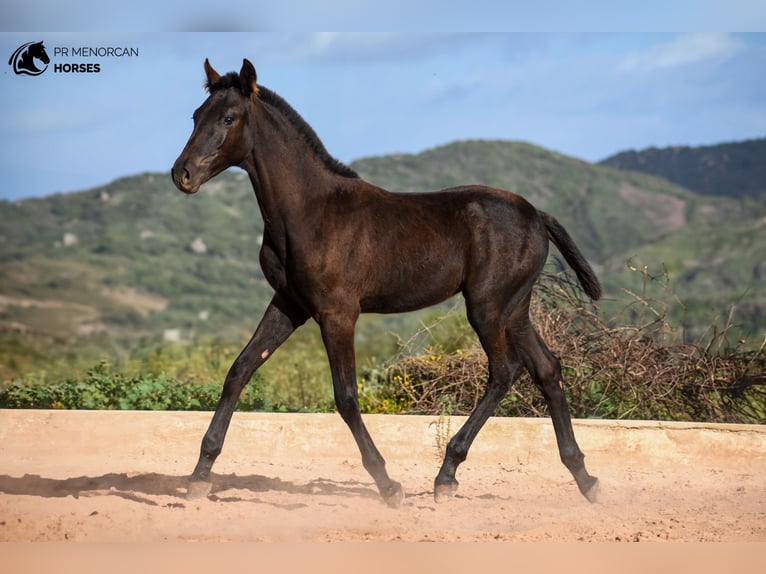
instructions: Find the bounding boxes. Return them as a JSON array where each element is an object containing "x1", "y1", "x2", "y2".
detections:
[{"x1": 1, "y1": 410, "x2": 764, "y2": 542}]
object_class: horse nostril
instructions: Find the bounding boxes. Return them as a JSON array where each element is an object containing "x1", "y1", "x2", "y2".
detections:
[{"x1": 172, "y1": 165, "x2": 192, "y2": 188}]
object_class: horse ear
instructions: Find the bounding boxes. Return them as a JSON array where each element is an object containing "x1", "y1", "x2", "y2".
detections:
[
  {"x1": 240, "y1": 58, "x2": 259, "y2": 97},
  {"x1": 203, "y1": 59, "x2": 220, "y2": 92}
]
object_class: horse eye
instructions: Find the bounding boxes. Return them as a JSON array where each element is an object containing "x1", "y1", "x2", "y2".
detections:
[{"x1": 223, "y1": 115, "x2": 235, "y2": 126}]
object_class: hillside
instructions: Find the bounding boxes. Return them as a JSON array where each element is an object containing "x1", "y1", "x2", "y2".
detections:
[
  {"x1": 0, "y1": 171, "x2": 273, "y2": 375},
  {"x1": 1, "y1": 140, "x2": 764, "y2": 379},
  {"x1": 599, "y1": 137, "x2": 766, "y2": 198}
]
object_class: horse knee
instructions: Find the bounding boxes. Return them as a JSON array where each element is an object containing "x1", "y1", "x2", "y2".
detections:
[
  {"x1": 219, "y1": 358, "x2": 256, "y2": 403},
  {"x1": 334, "y1": 388, "x2": 361, "y2": 424}
]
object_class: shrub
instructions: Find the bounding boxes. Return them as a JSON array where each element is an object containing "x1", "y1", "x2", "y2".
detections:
[
  {"x1": 0, "y1": 360, "x2": 264, "y2": 411},
  {"x1": 374, "y1": 269, "x2": 766, "y2": 423}
]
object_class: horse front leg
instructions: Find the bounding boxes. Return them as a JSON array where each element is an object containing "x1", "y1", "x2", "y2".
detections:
[
  {"x1": 187, "y1": 294, "x2": 308, "y2": 499},
  {"x1": 319, "y1": 311, "x2": 404, "y2": 507}
]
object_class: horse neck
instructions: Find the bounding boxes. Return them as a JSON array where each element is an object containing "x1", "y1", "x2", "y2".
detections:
[{"x1": 243, "y1": 104, "x2": 339, "y2": 240}]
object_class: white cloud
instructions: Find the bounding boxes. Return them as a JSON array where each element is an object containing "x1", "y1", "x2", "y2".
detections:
[{"x1": 618, "y1": 33, "x2": 744, "y2": 73}]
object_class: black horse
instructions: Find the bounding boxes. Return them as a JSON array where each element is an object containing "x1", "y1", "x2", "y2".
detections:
[
  {"x1": 9, "y1": 41, "x2": 50, "y2": 76},
  {"x1": 172, "y1": 59, "x2": 601, "y2": 507}
]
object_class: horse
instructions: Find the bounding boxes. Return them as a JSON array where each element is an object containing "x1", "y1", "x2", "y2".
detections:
[
  {"x1": 8, "y1": 41, "x2": 50, "y2": 76},
  {"x1": 172, "y1": 58, "x2": 601, "y2": 507}
]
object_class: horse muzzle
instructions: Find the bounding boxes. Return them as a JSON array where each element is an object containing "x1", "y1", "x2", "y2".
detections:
[{"x1": 171, "y1": 160, "x2": 201, "y2": 195}]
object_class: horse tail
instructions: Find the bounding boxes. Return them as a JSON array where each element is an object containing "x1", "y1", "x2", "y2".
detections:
[{"x1": 540, "y1": 210, "x2": 602, "y2": 301}]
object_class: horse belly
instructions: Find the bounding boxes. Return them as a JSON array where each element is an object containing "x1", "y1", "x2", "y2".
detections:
[{"x1": 359, "y1": 259, "x2": 463, "y2": 314}]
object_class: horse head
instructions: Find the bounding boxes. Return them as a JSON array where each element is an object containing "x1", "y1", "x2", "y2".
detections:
[
  {"x1": 9, "y1": 41, "x2": 50, "y2": 75},
  {"x1": 171, "y1": 59, "x2": 258, "y2": 194},
  {"x1": 27, "y1": 41, "x2": 50, "y2": 66}
]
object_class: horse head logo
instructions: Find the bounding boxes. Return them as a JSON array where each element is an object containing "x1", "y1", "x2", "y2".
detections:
[{"x1": 8, "y1": 41, "x2": 50, "y2": 76}]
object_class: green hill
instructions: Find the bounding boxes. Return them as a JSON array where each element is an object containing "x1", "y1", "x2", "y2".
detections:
[
  {"x1": 1, "y1": 140, "x2": 764, "y2": 380},
  {"x1": 0, "y1": 171, "x2": 273, "y2": 375},
  {"x1": 599, "y1": 137, "x2": 766, "y2": 198}
]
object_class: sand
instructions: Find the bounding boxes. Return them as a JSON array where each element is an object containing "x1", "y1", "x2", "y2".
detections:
[{"x1": 1, "y1": 410, "x2": 764, "y2": 542}]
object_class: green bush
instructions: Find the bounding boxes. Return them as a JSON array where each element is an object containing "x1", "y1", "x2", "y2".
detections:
[{"x1": 0, "y1": 360, "x2": 264, "y2": 411}]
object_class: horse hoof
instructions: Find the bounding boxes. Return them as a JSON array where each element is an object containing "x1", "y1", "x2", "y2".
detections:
[
  {"x1": 382, "y1": 481, "x2": 405, "y2": 508},
  {"x1": 433, "y1": 480, "x2": 458, "y2": 503},
  {"x1": 186, "y1": 480, "x2": 212, "y2": 500},
  {"x1": 582, "y1": 477, "x2": 599, "y2": 503}
]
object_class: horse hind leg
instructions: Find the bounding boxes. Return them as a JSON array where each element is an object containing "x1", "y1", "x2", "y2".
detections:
[
  {"x1": 433, "y1": 348, "x2": 522, "y2": 502},
  {"x1": 433, "y1": 314, "x2": 525, "y2": 502},
  {"x1": 516, "y1": 321, "x2": 599, "y2": 502}
]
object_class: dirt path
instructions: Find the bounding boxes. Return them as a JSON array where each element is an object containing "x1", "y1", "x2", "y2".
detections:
[{"x1": 1, "y1": 410, "x2": 764, "y2": 542}]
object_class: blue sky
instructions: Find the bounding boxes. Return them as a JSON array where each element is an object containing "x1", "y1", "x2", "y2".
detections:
[{"x1": 1, "y1": 31, "x2": 765, "y2": 200}]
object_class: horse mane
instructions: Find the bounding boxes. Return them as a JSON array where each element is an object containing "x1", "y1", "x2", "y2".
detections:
[{"x1": 208, "y1": 72, "x2": 359, "y2": 179}]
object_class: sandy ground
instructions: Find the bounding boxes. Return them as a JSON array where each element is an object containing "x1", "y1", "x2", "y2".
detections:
[{"x1": 1, "y1": 410, "x2": 764, "y2": 542}]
